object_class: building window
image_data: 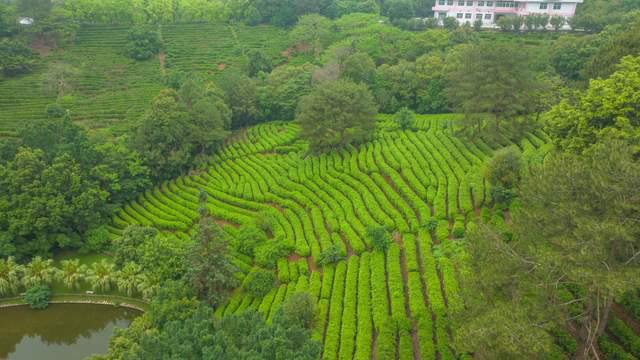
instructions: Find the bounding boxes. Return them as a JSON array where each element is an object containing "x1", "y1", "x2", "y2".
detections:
[
  {"x1": 478, "y1": 0, "x2": 485, "y2": 5},
  {"x1": 458, "y1": 0, "x2": 465, "y2": 5},
  {"x1": 496, "y1": 1, "x2": 515, "y2": 7},
  {"x1": 484, "y1": 13, "x2": 492, "y2": 19},
  {"x1": 486, "y1": 1, "x2": 493, "y2": 6},
  {"x1": 539, "y1": 3, "x2": 548, "y2": 9},
  {"x1": 439, "y1": 0, "x2": 445, "y2": 5},
  {"x1": 467, "y1": 0, "x2": 473, "y2": 6},
  {"x1": 447, "y1": 0, "x2": 454, "y2": 4},
  {"x1": 465, "y1": 13, "x2": 472, "y2": 18},
  {"x1": 476, "y1": 13, "x2": 483, "y2": 19},
  {"x1": 457, "y1": 13, "x2": 463, "y2": 18},
  {"x1": 439, "y1": 12, "x2": 447, "y2": 18},
  {"x1": 553, "y1": 3, "x2": 562, "y2": 9}
]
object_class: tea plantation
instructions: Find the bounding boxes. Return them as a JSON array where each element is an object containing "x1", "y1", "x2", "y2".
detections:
[{"x1": 107, "y1": 115, "x2": 553, "y2": 359}]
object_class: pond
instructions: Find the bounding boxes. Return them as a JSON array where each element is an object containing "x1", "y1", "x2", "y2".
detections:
[{"x1": 0, "y1": 304, "x2": 140, "y2": 360}]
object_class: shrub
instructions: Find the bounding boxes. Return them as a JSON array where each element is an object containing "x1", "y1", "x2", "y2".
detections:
[
  {"x1": 394, "y1": 107, "x2": 415, "y2": 130},
  {"x1": 46, "y1": 103, "x2": 65, "y2": 118},
  {"x1": 242, "y1": 268, "x2": 275, "y2": 298},
  {"x1": 277, "y1": 292, "x2": 316, "y2": 329},
  {"x1": 0, "y1": 39, "x2": 37, "y2": 77},
  {"x1": 126, "y1": 26, "x2": 162, "y2": 61},
  {"x1": 236, "y1": 225, "x2": 267, "y2": 257},
  {"x1": 317, "y1": 244, "x2": 346, "y2": 266},
  {"x1": 254, "y1": 241, "x2": 293, "y2": 268},
  {"x1": 367, "y1": 226, "x2": 392, "y2": 252},
  {"x1": 80, "y1": 225, "x2": 111, "y2": 254},
  {"x1": 24, "y1": 285, "x2": 51, "y2": 310}
]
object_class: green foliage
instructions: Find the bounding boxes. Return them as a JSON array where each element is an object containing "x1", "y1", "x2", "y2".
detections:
[
  {"x1": 126, "y1": 26, "x2": 162, "y2": 61},
  {"x1": 235, "y1": 225, "x2": 267, "y2": 257},
  {"x1": 246, "y1": 49, "x2": 272, "y2": 77},
  {"x1": 546, "y1": 56, "x2": 640, "y2": 154},
  {"x1": 366, "y1": 226, "x2": 392, "y2": 252},
  {"x1": 317, "y1": 244, "x2": 346, "y2": 265},
  {"x1": 254, "y1": 241, "x2": 294, "y2": 268},
  {"x1": 259, "y1": 64, "x2": 313, "y2": 121},
  {"x1": 298, "y1": 79, "x2": 377, "y2": 152},
  {"x1": 24, "y1": 285, "x2": 51, "y2": 310},
  {"x1": 341, "y1": 52, "x2": 376, "y2": 85},
  {"x1": 277, "y1": 292, "x2": 316, "y2": 330},
  {"x1": 486, "y1": 146, "x2": 522, "y2": 191},
  {"x1": 0, "y1": 39, "x2": 38, "y2": 77},
  {"x1": 445, "y1": 42, "x2": 541, "y2": 135},
  {"x1": 290, "y1": 14, "x2": 334, "y2": 58},
  {"x1": 187, "y1": 217, "x2": 238, "y2": 306},
  {"x1": 242, "y1": 268, "x2": 275, "y2": 298},
  {"x1": 571, "y1": 0, "x2": 640, "y2": 32},
  {"x1": 0, "y1": 257, "x2": 22, "y2": 296},
  {"x1": 393, "y1": 107, "x2": 415, "y2": 130}
]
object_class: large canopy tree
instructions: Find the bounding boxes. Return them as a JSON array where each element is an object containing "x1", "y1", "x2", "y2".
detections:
[{"x1": 297, "y1": 79, "x2": 377, "y2": 152}]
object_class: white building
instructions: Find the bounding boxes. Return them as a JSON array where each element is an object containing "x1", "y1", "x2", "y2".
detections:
[{"x1": 432, "y1": 0, "x2": 583, "y2": 27}]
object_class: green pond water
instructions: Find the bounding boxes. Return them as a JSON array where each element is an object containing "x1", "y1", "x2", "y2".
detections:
[{"x1": 0, "y1": 304, "x2": 140, "y2": 360}]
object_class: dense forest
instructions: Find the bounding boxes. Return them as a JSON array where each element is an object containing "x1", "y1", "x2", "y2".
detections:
[{"x1": 1, "y1": 0, "x2": 640, "y2": 359}]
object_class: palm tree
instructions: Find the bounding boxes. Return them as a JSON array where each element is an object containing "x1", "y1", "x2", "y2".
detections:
[
  {"x1": 116, "y1": 262, "x2": 144, "y2": 297},
  {"x1": 56, "y1": 259, "x2": 87, "y2": 290},
  {"x1": 0, "y1": 257, "x2": 23, "y2": 296},
  {"x1": 87, "y1": 259, "x2": 116, "y2": 293},
  {"x1": 138, "y1": 274, "x2": 159, "y2": 302},
  {"x1": 23, "y1": 256, "x2": 54, "y2": 288}
]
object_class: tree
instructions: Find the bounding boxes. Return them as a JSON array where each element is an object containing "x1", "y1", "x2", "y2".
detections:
[
  {"x1": 258, "y1": 64, "x2": 314, "y2": 121},
  {"x1": 17, "y1": 0, "x2": 52, "y2": 20},
  {"x1": 112, "y1": 225, "x2": 158, "y2": 266},
  {"x1": 290, "y1": 14, "x2": 334, "y2": 58},
  {"x1": 394, "y1": 107, "x2": 415, "y2": 130},
  {"x1": 415, "y1": 53, "x2": 448, "y2": 113},
  {"x1": 132, "y1": 89, "x2": 193, "y2": 180},
  {"x1": 235, "y1": 224, "x2": 267, "y2": 257},
  {"x1": 545, "y1": 56, "x2": 640, "y2": 154},
  {"x1": 367, "y1": 226, "x2": 392, "y2": 252},
  {"x1": 0, "y1": 39, "x2": 38, "y2": 77},
  {"x1": 570, "y1": 0, "x2": 640, "y2": 32},
  {"x1": 497, "y1": 16, "x2": 512, "y2": 31},
  {"x1": 584, "y1": 14, "x2": 640, "y2": 80},
  {"x1": 550, "y1": 16, "x2": 566, "y2": 31},
  {"x1": 297, "y1": 80, "x2": 377, "y2": 152},
  {"x1": 485, "y1": 146, "x2": 522, "y2": 204},
  {"x1": 341, "y1": 52, "x2": 376, "y2": 86},
  {"x1": 0, "y1": 257, "x2": 23, "y2": 296},
  {"x1": 246, "y1": 49, "x2": 272, "y2": 77},
  {"x1": 87, "y1": 259, "x2": 116, "y2": 293},
  {"x1": 445, "y1": 43, "x2": 539, "y2": 135},
  {"x1": 317, "y1": 244, "x2": 346, "y2": 265},
  {"x1": 216, "y1": 71, "x2": 261, "y2": 128},
  {"x1": 24, "y1": 285, "x2": 51, "y2": 310},
  {"x1": 187, "y1": 217, "x2": 238, "y2": 307},
  {"x1": 116, "y1": 262, "x2": 144, "y2": 297},
  {"x1": 549, "y1": 35, "x2": 599, "y2": 81},
  {"x1": 385, "y1": 0, "x2": 415, "y2": 20},
  {"x1": 125, "y1": 26, "x2": 162, "y2": 61},
  {"x1": 23, "y1": 256, "x2": 54, "y2": 287},
  {"x1": 57, "y1": 259, "x2": 87, "y2": 290},
  {"x1": 454, "y1": 141, "x2": 640, "y2": 359},
  {"x1": 278, "y1": 292, "x2": 317, "y2": 329},
  {"x1": 374, "y1": 60, "x2": 418, "y2": 113},
  {"x1": 442, "y1": 16, "x2": 458, "y2": 31},
  {"x1": 242, "y1": 268, "x2": 275, "y2": 298}
]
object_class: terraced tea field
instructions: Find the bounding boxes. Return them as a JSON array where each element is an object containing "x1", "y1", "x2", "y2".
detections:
[
  {"x1": 0, "y1": 24, "x2": 290, "y2": 137},
  {"x1": 107, "y1": 115, "x2": 553, "y2": 359}
]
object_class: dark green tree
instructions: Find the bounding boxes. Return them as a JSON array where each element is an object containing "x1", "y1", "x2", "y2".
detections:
[
  {"x1": 445, "y1": 43, "x2": 539, "y2": 135},
  {"x1": 298, "y1": 79, "x2": 377, "y2": 152},
  {"x1": 367, "y1": 226, "x2": 392, "y2": 252},
  {"x1": 341, "y1": 52, "x2": 376, "y2": 86},
  {"x1": 246, "y1": 49, "x2": 272, "y2": 77},
  {"x1": 393, "y1": 107, "x2": 415, "y2": 130},
  {"x1": 125, "y1": 26, "x2": 162, "y2": 61},
  {"x1": 0, "y1": 40, "x2": 38, "y2": 77},
  {"x1": 187, "y1": 217, "x2": 238, "y2": 307}
]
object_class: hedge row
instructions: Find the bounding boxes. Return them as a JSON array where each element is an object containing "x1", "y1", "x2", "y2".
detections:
[
  {"x1": 323, "y1": 261, "x2": 346, "y2": 360},
  {"x1": 339, "y1": 256, "x2": 359, "y2": 360},
  {"x1": 354, "y1": 253, "x2": 372, "y2": 360}
]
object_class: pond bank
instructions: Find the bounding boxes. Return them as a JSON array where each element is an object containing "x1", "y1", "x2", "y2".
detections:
[{"x1": 0, "y1": 293, "x2": 148, "y2": 312}]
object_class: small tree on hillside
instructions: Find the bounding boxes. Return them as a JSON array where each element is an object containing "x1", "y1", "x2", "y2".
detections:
[
  {"x1": 394, "y1": 107, "x2": 415, "y2": 130},
  {"x1": 367, "y1": 226, "x2": 392, "y2": 252},
  {"x1": 485, "y1": 146, "x2": 522, "y2": 204},
  {"x1": 125, "y1": 26, "x2": 162, "y2": 61},
  {"x1": 550, "y1": 16, "x2": 566, "y2": 31},
  {"x1": 297, "y1": 80, "x2": 377, "y2": 152}
]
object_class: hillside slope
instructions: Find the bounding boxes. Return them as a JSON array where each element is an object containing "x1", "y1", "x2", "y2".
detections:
[
  {"x1": 0, "y1": 24, "x2": 289, "y2": 137},
  {"x1": 108, "y1": 115, "x2": 552, "y2": 359}
]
